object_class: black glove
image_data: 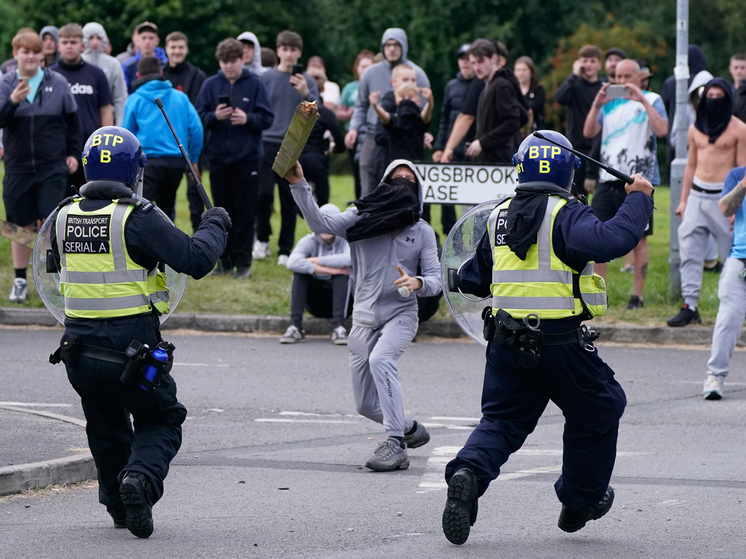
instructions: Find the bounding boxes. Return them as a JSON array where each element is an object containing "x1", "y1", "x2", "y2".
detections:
[{"x1": 201, "y1": 207, "x2": 232, "y2": 231}]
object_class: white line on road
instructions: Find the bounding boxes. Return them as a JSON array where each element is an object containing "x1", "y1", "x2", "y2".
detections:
[
  {"x1": 255, "y1": 418, "x2": 360, "y2": 424},
  {"x1": 173, "y1": 363, "x2": 230, "y2": 367},
  {"x1": 0, "y1": 402, "x2": 72, "y2": 407},
  {"x1": 278, "y1": 411, "x2": 359, "y2": 418}
]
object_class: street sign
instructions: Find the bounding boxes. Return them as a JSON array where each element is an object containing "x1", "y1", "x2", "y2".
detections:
[{"x1": 414, "y1": 162, "x2": 518, "y2": 205}]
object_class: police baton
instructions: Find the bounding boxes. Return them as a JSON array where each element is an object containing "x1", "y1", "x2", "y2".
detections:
[
  {"x1": 155, "y1": 97, "x2": 213, "y2": 209},
  {"x1": 533, "y1": 131, "x2": 634, "y2": 185}
]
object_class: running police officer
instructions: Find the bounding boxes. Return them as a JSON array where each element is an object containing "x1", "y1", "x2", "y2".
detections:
[
  {"x1": 48, "y1": 126, "x2": 231, "y2": 538},
  {"x1": 441, "y1": 131, "x2": 654, "y2": 544}
]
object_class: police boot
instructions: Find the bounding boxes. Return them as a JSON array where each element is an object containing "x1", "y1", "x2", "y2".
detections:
[
  {"x1": 119, "y1": 472, "x2": 154, "y2": 538},
  {"x1": 442, "y1": 467, "x2": 479, "y2": 545},
  {"x1": 558, "y1": 485, "x2": 614, "y2": 533}
]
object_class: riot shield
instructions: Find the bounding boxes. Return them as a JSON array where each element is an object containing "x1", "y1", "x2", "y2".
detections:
[
  {"x1": 32, "y1": 204, "x2": 187, "y2": 325},
  {"x1": 440, "y1": 199, "x2": 506, "y2": 346}
]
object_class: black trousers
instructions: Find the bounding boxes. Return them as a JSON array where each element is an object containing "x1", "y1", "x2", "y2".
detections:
[
  {"x1": 258, "y1": 142, "x2": 299, "y2": 256},
  {"x1": 291, "y1": 273, "x2": 348, "y2": 328},
  {"x1": 299, "y1": 151, "x2": 331, "y2": 207},
  {"x1": 445, "y1": 337, "x2": 626, "y2": 511},
  {"x1": 64, "y1": 351, "x2": 186, "y2": 512},
  {"x1": 142, "y1": 157, "x2": 185, "y2": 221},
  {"x1": 210, "y1": 164, "x2": 259, "y2": 269},
  {"x1": 421, "y1": 204, "x2": 457, "y2": 236}
]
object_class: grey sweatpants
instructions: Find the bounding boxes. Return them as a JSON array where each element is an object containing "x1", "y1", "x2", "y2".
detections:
[
  {"x1": 678, "y1": 189, "x2": 732, "y2": 308},
  {"x1": 348, "y1": 312, "x2": 418, "y2": 437},
  {"x1": 707, "y1": 258, "x2": 746, "y2": 378}
]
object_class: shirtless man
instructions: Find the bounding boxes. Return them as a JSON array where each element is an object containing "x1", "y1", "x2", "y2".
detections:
[{"x1": 669, "y1": 78, "x2": 746, "y2": 327}]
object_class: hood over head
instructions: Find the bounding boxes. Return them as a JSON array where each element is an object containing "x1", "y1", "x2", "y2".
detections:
[
  {"x1": 381, "y1": 28, "x2": 409, "y2": 65},
  {"x1": 688, "y1": 70, "x2": 714, "y2": 95},
  {"x1": 40, "y1": 25, "x2": 59, "y2": 44},
  {"x1": 82, "y1": 22, "x2": 109, "y2": 55},
  {"x1": 695, "y1": 77, "x2": 733, "y2": 144},
  {"x1": 689, "y1": 45, "x2": 708, "y2": 77},
  {"x1": 381, "y1": 158, "x2": 422, "y2": 211},
  {"x1": 237, "y1": 31, "x2": 265, "y2": 75}
]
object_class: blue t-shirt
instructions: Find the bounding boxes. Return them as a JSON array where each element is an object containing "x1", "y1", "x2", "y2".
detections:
[
  {"x1": 722, "y1": 166, "x2": 746, "y2": 258},
  {"x1": 16, "y1": 68, "x2": 43, "y2": 103}
]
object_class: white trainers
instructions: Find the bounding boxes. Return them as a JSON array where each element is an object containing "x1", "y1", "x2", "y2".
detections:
[
  {"x1": 279, "y1": 325, "x2": 305, "y2": 344},
  {"x1": 703, "y1": 374, "x2": 724, "y2": 400},
  {"x1": 277, "y1": 255, "x2": 289, "y2": 266},
  {"x1": 330, "y1": 325, "x2": 348, "y2": 345},
  {"x1": 9, "y1": 278, "x2": 28, "y2": 303},
  {"x1": 252, "y1": 240, "x2": 270, "y2": 261}
]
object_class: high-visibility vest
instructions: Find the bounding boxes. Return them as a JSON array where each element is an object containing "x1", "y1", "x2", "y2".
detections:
[
  {"x1": 487, "y1": 196, "x2": 607, "y2": 319},
  {"x1": 56, "y1": 199, "x2": 170, "y2": 319}
]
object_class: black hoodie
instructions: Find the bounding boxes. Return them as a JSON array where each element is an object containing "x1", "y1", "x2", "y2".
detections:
[{"x1": 695, "y1": 78, "x2": 733, "y2": 143}]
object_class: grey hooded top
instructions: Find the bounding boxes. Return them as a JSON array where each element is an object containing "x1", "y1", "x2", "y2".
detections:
[
  {"x1": 237, "y1": 32, "x2": 265, "y2": 75},
  {"x1": 82, "y1": 22, "x2": 128, "y2": 125},
  {"x1": 291, "y1": 159, "x2": 441, "y2": 328},
  {"x1": 350, "y1": 28, "x2": 430, "y2": 135}
]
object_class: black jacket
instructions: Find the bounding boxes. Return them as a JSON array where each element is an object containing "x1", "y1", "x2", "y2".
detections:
[
  {"x1": 434, "y1": 72, "x2": 476, "y2": 155},
  {"x1": 475, "y1": 68, "x2": 527, "y2": 164},
  {"x1": 303, "y1": 104, "x2": 345, "y2": 156},
  {"x1": 554, "y1": 74, "x2": 603, "y2": 149},
  {"x1": 163, "y1": 61, "x2": 207, "y2": 105},
  {"x1": 0, "y1": 68, "x2": 82, "y2": 173}
]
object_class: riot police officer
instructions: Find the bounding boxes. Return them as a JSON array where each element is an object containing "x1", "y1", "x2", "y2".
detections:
[
  {"x1": 48, "y1": 126, "x2": 231, "y2": 538},
  {"x1": 441, "y1": 131, "x2": 654, "y2": 544}
]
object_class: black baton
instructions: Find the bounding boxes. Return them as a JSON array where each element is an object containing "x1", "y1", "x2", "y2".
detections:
[
  {"x1": 533, "y1": 131, "x2": 634, "y2": 185},
  {"x1": 155, "y1": 97, "x2": 213, "y2": 209}
]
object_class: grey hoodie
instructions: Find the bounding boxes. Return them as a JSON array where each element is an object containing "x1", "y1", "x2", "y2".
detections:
[
  {"x1": 291, "y1": 159, "x2": 441, "y2": 328},
  {"x1": 350, "y1": 28, "x2": 430, "y2": 134},
  {"x1": 287, "y1": 205, "x2": 352, "y2": 279},
  {"x1": 82, "y1": 22, "x2": 128, "y2": 125},
  {"x1": 237, "y1": 32, "x2": 265, "y2": 75}
]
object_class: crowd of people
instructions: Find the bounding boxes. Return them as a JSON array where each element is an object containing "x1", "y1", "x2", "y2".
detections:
[{"x1": 3, "y1": 23, "x2": 746, "y2": 394}]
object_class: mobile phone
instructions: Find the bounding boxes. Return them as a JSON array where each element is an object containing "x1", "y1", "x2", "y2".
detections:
[
  {"x1": 606, "y1": 84, "x2": 630, "y2": 99},
  {"x1": 218, "y1": 94, "x2": 231, "y2": 107},
  {"x1": 292, "y1": 64, "x2": 304, "y2": 76}
]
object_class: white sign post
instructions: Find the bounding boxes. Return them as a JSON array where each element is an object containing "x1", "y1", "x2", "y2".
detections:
[{"x1": 414, "y1": 163, "x2": 518, "y2": 205}]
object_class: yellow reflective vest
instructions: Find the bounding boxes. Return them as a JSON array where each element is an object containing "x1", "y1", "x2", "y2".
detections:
[
  {"x1": 487, "y1": 195, "x2": 607, "y2": 319},
  {"x1": 56, "y1": 199, "x2": 170, "y2": 319}
]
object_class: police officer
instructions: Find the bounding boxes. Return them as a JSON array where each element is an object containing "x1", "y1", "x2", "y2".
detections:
[
  {"x1": 48, "y1": 126, "x2": 230, "y2": 538},
  {"x1": 441, "y1": 131, "x2": 654, "y2": 544}
]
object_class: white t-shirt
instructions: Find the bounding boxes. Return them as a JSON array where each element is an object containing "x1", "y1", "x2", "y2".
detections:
[
  {"x1": 598, "y1": 91, "x2": 667, "y2": 185},
  {"x1": 321, "y1": 81, "x2": 341, "y2": 106}
]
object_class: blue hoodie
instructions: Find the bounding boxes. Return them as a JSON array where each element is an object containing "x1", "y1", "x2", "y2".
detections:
[
  {"x1": 122, "y1": 47, "x2": 169, "y2": 93},
  {"x1": 122, "y1": 76, "x2": 203, "y2": 161},
  {"x1": 195, "y1": 67, "x2": 274, "y2": 170}
]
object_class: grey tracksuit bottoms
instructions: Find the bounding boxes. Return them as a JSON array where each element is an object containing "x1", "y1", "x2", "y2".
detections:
[
  {"x1": 707, "y1": 257, "x2": 746, "y2": 378},
  {"x1": 348, "y1": 312, "x2": 418, "y2": 437},
  {"x1": 678, "y1": 188, "x2": 732, "y2": 308}
]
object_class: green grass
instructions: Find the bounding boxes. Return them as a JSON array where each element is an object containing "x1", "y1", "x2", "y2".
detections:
[{"x1": 0, "y1": 165, "x2": 721, "y2": 325}]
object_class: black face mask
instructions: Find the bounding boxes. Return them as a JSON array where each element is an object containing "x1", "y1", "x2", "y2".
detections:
[
  {"x1": 695, "y1": 79, "x2": 733, "y2": 143},
  {"x1": 346, "y1": 176, "x2": 420, "y2": 243}
]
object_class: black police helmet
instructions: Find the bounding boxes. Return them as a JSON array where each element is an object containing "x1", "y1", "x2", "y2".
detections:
[{"x1": 512, "y1": 130, "x2": 580, "y2": 191}]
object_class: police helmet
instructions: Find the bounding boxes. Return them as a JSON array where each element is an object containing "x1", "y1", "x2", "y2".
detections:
[
  {"x1": 82, "y1": 126, "x2": 146, "y2": 189},
  {"x1": 512, "y1": 130, "x2": 580, "y2": 191}
]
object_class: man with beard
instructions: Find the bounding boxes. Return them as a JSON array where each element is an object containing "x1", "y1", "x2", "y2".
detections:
[
  {"x1": 345, "y1": 28, "x2": 430, "y2": 195},
  {"x1": 287, "y1": 159, "x2": 441, "y2": 471},
  {"x1": 82, "y1": 22, "x2": 128, "y2": 126},
  {"x1": 669, "y1": 79, "x2": 746, "y2": 327}
]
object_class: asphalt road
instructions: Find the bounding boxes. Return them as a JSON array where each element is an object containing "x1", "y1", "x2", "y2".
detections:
[{"x1": 1, "y1": 326, "x2": 745, "y2": 558}]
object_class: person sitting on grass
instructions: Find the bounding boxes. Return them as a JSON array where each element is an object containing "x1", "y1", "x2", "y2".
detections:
[{"x1": 280, "y1": 203, "x2": 352, "y2": 345}]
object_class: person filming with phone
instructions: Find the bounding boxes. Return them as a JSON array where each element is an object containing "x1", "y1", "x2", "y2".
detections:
[{"x1": 583, "y1": 58, "x2": 668, "y2": 310}]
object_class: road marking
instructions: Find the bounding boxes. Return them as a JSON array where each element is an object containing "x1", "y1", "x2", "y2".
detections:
[
  {"x1": 0, "y1": 402, "x2": 72, "y2": 407},
  {"x1": 429, "y1": 416, "x2": 481, "y2": 422},
  {"x1": 173, "y1": 363, "x2": 230, "y2": 367},
  {"x1": 255, "y1": 418, "x2": 359, "y2": 424},
  {"x1": 279, "y1": 411, "x2": 359, "y2": 418}
]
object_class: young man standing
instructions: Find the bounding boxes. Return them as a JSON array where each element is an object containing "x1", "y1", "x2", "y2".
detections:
[
  {"x1": 196, "y1": 38, "x2": 274, "y2": 278},
  {"x1": 555, "y1": 44, "x2": 604, "y2": 195},
  {"x1": 464, "y1": 39, "x2": 526, "y2": 164},
  {"x1": 39, "y1": 25, "x2": 60, "y2": 67},
  {"x1": 82, "y1": 22, "x2": 128, "y2": 125},
  {"x1": 670, "y1": 79, "x2": 746, "y2": 326},
  {"x1": 255, "y1": 31, "x2": 319, "y2": 265},
  {"x1": 52, "y1": 23, "x2": 113, "y2": 191},
  {"x1": 122, "y1": 22, "x2": 168, "y2": 94},
  {"x1": 0, "y1": 31, "x2": 81, "y2": 302}
]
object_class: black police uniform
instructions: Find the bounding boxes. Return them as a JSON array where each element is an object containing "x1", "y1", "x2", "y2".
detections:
[
  {"x1": 50, "y1": 179, "x2": 227, "y2": 524},
  {"x1": 444, "y1": 182, "x2": 653, "y2": 536}
]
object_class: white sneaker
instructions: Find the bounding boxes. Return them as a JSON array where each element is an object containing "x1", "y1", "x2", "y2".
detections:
[
  {"x1": 703, "y1": 374, "x2": 724, "y2": 400},
  {"x1": 252, "y1": 240, "x2": 269, "y2": 261},
  {"x1": 9, "y1": 278, "x2": 28, "y2": 303},
  {"x1": 279, "y1": 325, "x2": 305, "y2": 344},
  {"x1": 277, "y1": 255, "x2": 289, "y2": 266},
  {"x1": 330, "y1": 325, "x2": 348, "y2": 345}
]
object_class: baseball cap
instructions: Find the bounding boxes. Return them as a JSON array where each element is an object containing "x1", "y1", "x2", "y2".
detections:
[
  {"x1": 134, "y1": 22, "x2": 158, "y2": 35},
  {"x1": 457, "y1": 43, "x2": 471, "y2": 57},
  {"x1": 605, "y1": 47, "x2": 627, "y2": 60}
]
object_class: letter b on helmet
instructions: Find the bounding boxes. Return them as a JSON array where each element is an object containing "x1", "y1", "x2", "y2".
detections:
[
  {"x1": 512, "y1": 130, "x2": 580, "y2": 191},
  {"x1": 82, "y1": 126, "x2": 145, "y2": 189}
]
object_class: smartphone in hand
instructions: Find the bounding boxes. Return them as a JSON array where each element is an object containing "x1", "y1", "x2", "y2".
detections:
[
  {"x1": 292, "y1": 64, "x2": 304, "y2": 76},
  {"x1": 218, "y1": 94, "x2": 231, "y2": 107},
  {"x1": 606, "y1": 84, "x2": 630, "y2": 99}
]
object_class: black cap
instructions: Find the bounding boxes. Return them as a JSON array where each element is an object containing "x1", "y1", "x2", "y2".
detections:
[
  {"x1": 605, "y1": 47, "x2": 627, "y2": 60},
  {"x1": 134, "y1": 21, "x2": 158, "y2": 35},
  {"x1": 457, "y1": 43, "x2": 471, "y2": 57}
]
